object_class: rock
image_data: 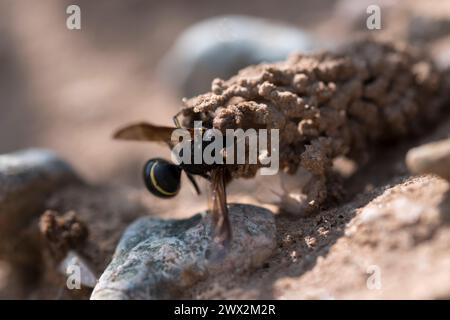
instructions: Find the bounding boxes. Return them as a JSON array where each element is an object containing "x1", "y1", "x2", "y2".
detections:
[
  {"x1": 431, "y1": 37, "x2": 450, "y2": 69},
  {"x1": 0, "y1": 149, "x2": 79, "y2": 258},
  {"x1": 408, "y1": 14, "x2": 450, "y2": 44},
  {"x1": 90, "y1": 204, "x2": 276, "y2": 300},
  {"x1": 157, "y1": 15, "x2": 323, "y2": 97},
  {"x1": 192, "y1": 175, "x2": 450, "y2": 300},
  {"x1": 406, "y1": 138, "x2": 450, "y2": 181}
]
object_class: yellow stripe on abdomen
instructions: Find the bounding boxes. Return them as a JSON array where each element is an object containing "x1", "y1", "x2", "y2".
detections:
[{"x1": 150, "y1": 161, "x2": 177, "y2": 196}]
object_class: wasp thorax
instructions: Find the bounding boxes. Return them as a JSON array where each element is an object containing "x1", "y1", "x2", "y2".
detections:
[{"x1": 143, "y1": 158, "x2": 182, "y2": 198}]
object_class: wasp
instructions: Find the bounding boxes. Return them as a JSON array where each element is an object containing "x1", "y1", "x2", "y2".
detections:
[{"x1": 113, "y1": 114, "x2": 233, "y2": 250}]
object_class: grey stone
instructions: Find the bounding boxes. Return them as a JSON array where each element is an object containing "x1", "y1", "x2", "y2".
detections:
[
  {"x1": 90, "y1": 204, "x2": 276, "y2": 300},
  {"x1": 406, "y1": 138, "x2": 450, "y2": 181},
  {"x1": 157, "y1": 15, "x2": 324, "y2": 97},
  {"x1": 0, "y1": 149, "x2": 79, "y2": 252}
]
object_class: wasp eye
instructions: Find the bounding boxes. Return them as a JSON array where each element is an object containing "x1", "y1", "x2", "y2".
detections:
[{"x1": 143, "y1": 159, "x2": 181, "y2": 198}]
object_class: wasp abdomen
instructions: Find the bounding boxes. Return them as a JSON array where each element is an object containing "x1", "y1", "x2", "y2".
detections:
[{"x1": 143, "y1": 159, "x2": 182, "y2": 198}]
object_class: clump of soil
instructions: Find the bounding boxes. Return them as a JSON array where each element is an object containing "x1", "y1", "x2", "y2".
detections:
[
  {"x1": 25, "y1": 185, "x2": 148, "y2": 299},
  {"x1": 42, "y1": 185, "x2": 148, "y2": 274},
  {"x1": 39, "y1": 210, "x2": 89, "y2": 261},
  {"x1": 180, "y1": 38, "x2": 449, "y2": 213}
]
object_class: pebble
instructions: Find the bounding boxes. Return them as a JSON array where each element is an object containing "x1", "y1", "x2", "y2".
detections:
[
  {"x1": 406, "y1": 138, "x2": 450, "y2": 181},
  {"x1": 59, "y1": 251, "x2": 97, "y2": 288},
  {"x1": 157, "y1": 15, "x2": 322, "y2": 97}
]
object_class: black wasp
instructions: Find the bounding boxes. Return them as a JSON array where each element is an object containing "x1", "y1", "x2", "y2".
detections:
[{"x1": 114, "y1": 114, "x2": 232, "y2": 248}]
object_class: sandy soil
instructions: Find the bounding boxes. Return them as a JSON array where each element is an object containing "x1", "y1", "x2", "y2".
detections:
[{"x1": 9, "y1": 115, "x2": 445, "y2": 300}]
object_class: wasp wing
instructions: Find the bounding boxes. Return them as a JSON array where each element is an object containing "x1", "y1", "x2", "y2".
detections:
[
  {"x1": 114, "y1": 122, "x2": 197, "y2": 149},
  {"x1": 113, "y1": 122, "x2": 177, "y2": 144}
]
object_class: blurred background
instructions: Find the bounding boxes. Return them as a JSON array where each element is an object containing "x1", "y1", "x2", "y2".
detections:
[
  {"x1": 0, "y1": 0, "x2": 449, "y2": 187},
  {"x1": 0, "y1": 0, "x2": 333, "y2": 187}
]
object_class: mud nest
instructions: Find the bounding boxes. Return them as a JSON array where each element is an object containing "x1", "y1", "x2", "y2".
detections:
[{"x1": 179, "y1": 39, "x2": 449, "y2": 213}]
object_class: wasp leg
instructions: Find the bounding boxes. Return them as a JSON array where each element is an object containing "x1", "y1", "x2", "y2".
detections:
[
  {"x1": 212, "y1": 168, "x2": 232, "y2": 245},
  {"x1": 185, "y1": 171, "x2": 201, "y2": 195}
]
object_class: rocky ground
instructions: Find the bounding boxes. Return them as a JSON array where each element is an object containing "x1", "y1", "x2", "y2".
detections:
[{"x1": 0, "y1": 115, "x2": 449, "y2": 300}]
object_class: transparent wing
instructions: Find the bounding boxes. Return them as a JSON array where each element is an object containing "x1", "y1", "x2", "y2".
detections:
[{"x1": 113, "y1": 122, "x2": 177, "y2": 144}]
